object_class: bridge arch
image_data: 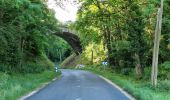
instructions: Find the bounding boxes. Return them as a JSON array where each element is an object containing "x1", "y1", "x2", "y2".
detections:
[{"x1": 54, "y1": 31, "x2": 82, "y2": 55}]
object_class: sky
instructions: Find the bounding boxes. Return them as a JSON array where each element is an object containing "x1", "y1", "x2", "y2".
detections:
[{"x1": 47, "y1": 0, "x2": 79, "y2": 23}]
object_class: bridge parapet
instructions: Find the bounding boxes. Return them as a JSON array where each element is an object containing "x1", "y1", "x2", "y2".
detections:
[{"x1": 59, "y1": 27, "x2": 76, "y2": 34}]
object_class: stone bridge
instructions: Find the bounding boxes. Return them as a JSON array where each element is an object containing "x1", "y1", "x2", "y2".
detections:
[{"x1": 54, "y1": 27, "x2": 82, "y2": 55}]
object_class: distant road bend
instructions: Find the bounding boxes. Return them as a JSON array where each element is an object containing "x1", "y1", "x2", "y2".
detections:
[{"x1": 26, "y1": 69, "x2": 133, "y2": 100}]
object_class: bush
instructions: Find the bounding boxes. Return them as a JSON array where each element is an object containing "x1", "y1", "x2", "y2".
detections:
[
  {"x1": 159, "y1": 61, "x2": 170, "y2": 79},
  {"x1": 161, "y1": 61, "x2": 170, "y2": 70},
  {"x1": 0, "y1": 64, "x2": 7, "y2": 72},
  {"x1": 21, "y1": 62, "x2": 46, "y2": 73},
  {"x1": 0, "y1": 64, "x2": 14, "y2": 73},
  {"x1": 142, "y1": 67, "x2": 151, "y2": 80},
  {"x1": 158, "y1": 80, "x2": 170, "y2": 91},
  {"x1": 0, "y1": 54, "x2": 55, "y2": 73},
  {"x1": 121, "y1": 68, "x2": 132, "y2": 75},
  {"x1": 21, "y1": 55, "x2": 54, "y2": 73},
  {"x1": 40, "y1": 54, "x2": 55, "y2": 70}
]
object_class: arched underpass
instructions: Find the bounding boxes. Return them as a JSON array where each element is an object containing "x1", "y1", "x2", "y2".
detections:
[
  {"x1": 55, "y1": 31, "x2": 82, "y2": 55},
  {"x1": 54, "y1": 30, "x2": 82, "y2": 67}
]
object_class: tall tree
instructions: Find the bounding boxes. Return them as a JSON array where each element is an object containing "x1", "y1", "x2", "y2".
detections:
[
  {"x1": 151, "y1": 0, "x2": 164, "y2": 87},
  {"x1": 125, "y1": 0, "x2": 146, "y2": 78}
]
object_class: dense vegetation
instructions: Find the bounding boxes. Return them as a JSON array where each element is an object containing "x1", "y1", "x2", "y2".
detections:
[
  {"x1": 0, "y1": 1, "x2": 67, "y2": 99},
  {"x1": 83, "y1": 66, "x2": 170, "y2": 100},
  {"x1": 68, "y1": 0, "x2": 170, "y2": 98},
  {"x1": 0, "y1": 71, "x2": 59, "y2": 100},
  {"x1": 71, "y1": 0, "x2": 170, "y2": 80},
  {"x1": 0, "y1": 0, "x2": 170, "y2": 99},
  {"x1": 0, "y1": 0, "x2": 71, "y2": 73}
]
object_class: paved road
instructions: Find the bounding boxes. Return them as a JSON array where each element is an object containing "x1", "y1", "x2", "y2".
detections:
[{"x1": 26, "y1": 69, "x2": 131, "y2": 100}]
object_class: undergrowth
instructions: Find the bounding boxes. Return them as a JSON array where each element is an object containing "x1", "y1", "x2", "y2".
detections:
[
  {"x1": 0, "y1": 71, "x2": 60, "y2": 100},
  {"x1": 83, "y1": 66, "x2": 170, "y2": 100}
]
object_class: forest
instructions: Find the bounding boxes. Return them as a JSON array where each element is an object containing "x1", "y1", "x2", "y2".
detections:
[
  {"x1": 0, "y1": 0, "x2": 170, "y2": 100},
  {"x1": 0, "y1": 0, "x2": 72, "y2": 73},
  {"x1": 70, "y1": 0, "x2": 170, "y2": 84}
]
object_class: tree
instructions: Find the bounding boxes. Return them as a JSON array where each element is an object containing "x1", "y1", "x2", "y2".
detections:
[
  {"x1": 151, "y1": 0, "x2": 164, "y2": 87},
  {"x1": 125, "y1": 0, "x2": 146, "y2": 78},
  {"x1": 0, "y1": 0, "x2": 72, "y2": 73},
  {"x1": 73, "y1": 0, "x2": 127, "y2": 66}
]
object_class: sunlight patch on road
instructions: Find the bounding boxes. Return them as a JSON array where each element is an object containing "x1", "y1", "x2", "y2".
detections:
[
  {"x1": 76, "y1": 85, "x2": 81, "y2": 87},
  {"x1": 75, "y1": 98, "x2": 82, "y2": 100}
]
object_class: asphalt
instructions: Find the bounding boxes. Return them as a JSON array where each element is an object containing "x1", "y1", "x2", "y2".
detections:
[{"x1": 26, "y1": 69, "x2": 131, "y2": 100}]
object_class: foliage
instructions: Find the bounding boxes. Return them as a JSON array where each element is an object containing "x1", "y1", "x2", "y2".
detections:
[
  {"x1": 72, "y1": 0, "x2": 170, "y2": 79},
  {"x1": 159, "y1": 0, "x2": 170, "y2": 62},
  {"x1": 44, "y1": 36, "x2": 72, "y2": 63},
  {"x1": 161, "y1": 61, "x2": 170, "y2": 70},
  {"x1": 83, "y1": 66, "x2": 170, "y2": 100},
  {"x1": 0, "y1": 71, "x2": 60, "y2": 100},
  {"x1": 0, "y1": 0, "x2": 71, "y2": 73},
  {"x1": 20, "y1": 54, "x2": 55, "y2": 73},
  {"x1": 158, "y1": 80, "x2": 170, "y2": 91},
  {"x1": 159, "y1": 61, "x2": 170, "y2": 79},
  {"x1": 81, "y1": 42, "x2": 107, "y2": 64}
]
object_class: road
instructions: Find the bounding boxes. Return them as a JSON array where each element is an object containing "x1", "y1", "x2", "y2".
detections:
[{"x1": 26, "y1": 69, "x2": 132, "y2": 100}]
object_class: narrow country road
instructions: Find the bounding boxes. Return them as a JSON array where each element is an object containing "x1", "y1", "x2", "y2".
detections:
[{"x1": 26, "y1": 69, "x2": 132, "y2": 100}]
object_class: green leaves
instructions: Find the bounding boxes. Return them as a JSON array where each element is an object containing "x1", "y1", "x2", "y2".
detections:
[
  {"x1": 0, "y1": 0, "x2": 66, "y2": 73},
  {"x1": 161, "y1": 61, "x2": 170, "y2": 70}
]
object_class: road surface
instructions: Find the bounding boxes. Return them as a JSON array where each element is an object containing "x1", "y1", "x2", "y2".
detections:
[{"x1": 26, "y1": 69, "x2": 132, "y2": 100}]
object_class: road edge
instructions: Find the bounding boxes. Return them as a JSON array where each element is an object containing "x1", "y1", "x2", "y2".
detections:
[
  {"x1": 99, "y1": 75, "x2": 136, "y2": 100},
  {"x1": 19, "y1": 75, "x2": 61, "y2": 100}
]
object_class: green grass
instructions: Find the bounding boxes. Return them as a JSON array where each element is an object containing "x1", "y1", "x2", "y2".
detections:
[
  {"x1": 0, "y1": 71, "x2": 60, "y2": 100},
  {"x1": 83, "y1": 67, "x2": 170, "y2": 100}
]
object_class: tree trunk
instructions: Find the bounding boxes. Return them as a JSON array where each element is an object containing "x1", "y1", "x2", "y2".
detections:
[
  {"x1": 134, "y1": 53, "x2": 143, "y2": 79},
  {"x1": 151, "y1": 0, "x2": 163, "y2": 87},
  {"x1": 151, "y1": 10, "x2": 163, "y2": 87}
]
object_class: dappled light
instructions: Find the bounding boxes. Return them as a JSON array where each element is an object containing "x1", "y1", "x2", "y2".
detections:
[{"x1": 0, "y1": 0, "x2": 170, "y2": 100}]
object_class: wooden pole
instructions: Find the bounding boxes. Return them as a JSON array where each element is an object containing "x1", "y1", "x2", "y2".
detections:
[{"x1": 151, "y1": 0, "x2": 163, "y2": 87}]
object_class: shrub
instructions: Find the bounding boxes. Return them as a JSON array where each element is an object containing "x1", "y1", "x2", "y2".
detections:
[
  {"x1": 21, "y1": 62, "x2": 45, "y2": 73},
  {"x1": 21, "y1": 55, "x2": 54, "y2": 73},
  {"x1": 161, "y1": 61, "x2": 170, "y2": 70},
  {"x1": 158, "y1": 80, "x2": 170, "y2": 91},
  {"x1": 0, "y1": 64, "x2": 14, "y2": 73},
  {"x1": 159, "y1": 61, "x2": 170, "y2": 79},
  {"x1": 121, "y1": 68, "x2": 132, "y2": 75}
]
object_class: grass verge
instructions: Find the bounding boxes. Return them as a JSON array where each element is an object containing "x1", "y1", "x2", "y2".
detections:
[
  {"x1": 83, "y1": 67, "x2": 170, "y2": 100},
  {"x1": 0, "y1": 71, "x2": 60, "y2": 100}
]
